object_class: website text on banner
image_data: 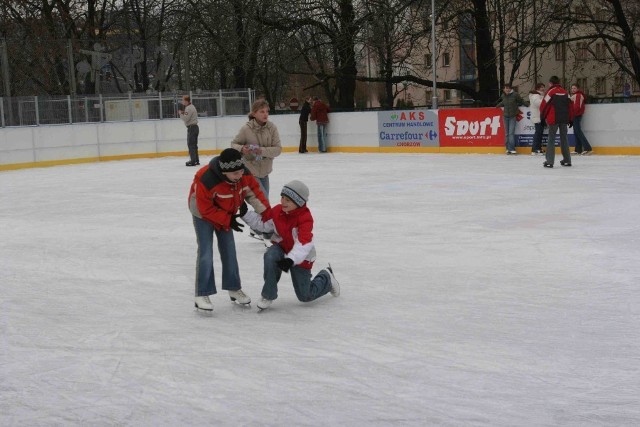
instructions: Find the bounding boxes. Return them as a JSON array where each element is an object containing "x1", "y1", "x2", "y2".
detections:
[{"x1": 378, "y1": 110, "x2": 439, "y2": 147}]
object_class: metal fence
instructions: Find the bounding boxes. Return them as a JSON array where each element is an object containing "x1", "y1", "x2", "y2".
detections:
[{"x1": 0, "y1": 89, "x2": 255, "y2": 127}]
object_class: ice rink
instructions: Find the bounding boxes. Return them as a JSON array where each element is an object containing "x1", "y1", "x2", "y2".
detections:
[{"x1": 1, "y1": 152, "x2": 639, "y2": 426}]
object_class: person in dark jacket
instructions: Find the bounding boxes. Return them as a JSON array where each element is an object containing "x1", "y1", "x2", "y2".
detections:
[
  {"x1": 496, "y1": 84, "x2": 528, "y2": 154},
  {"x1": 298, "y1": 97, "x2": 312, "y2": 153},
  {"x1": 187, "y1": 148, "x2": 271, "y2": 311},
  {"x1": 540, "y1": 76, "x2": 575, "y2": 168}
]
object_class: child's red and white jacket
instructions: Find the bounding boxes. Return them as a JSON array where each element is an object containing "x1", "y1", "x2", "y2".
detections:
[
  {"x1": 188, "y1": 156, "x2": 270, "y2": 231},
  {"x1": 242, "y1": 204, "x2": 317, "y2": 269}
]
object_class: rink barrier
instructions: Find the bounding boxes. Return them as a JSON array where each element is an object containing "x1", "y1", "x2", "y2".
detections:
[{"x1": 2, "y1": 104, "x2": 639, "y2": 170}]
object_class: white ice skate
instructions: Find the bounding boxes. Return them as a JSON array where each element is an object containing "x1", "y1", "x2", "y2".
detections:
[
  {"x1": 327, "y1": 264, "x2": 340, "y2": 297},
  {"x1": 257, "y1": 298, "x2": 272, "y2": 310},
  {"x1": 194, "y1": 295, "x2": 213, "y2": 311},
  {"x1": 229, "y1": 289, "x2": 251, "y2": 305}
]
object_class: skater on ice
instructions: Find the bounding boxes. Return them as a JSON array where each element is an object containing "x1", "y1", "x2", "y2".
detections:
[
  {"x1": 188, "y1": 148, "x2": 271, "y2": 311},
  {"x1": 240, "y1": 180, "x2": 340, "y2": 310}
]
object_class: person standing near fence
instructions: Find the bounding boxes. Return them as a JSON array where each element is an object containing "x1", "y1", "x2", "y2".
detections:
[
  {"x1": 298, "y1": 97, "x2": 312, "y2": 153},
  {"x1": 528, "y1": 83, "x2": 546, "y2": 155},
  {"x1": 570, "y1": 83, "x2": 593, "y2": 155},
  {"x1": 497, "y1": 84, "x2": 528, "y2": 155},
  {"x1": 179, "y1": 95, "x2": 200, "y2": 166},
  {"x1": 541, "y1": 76, "x2": 574, "y2": 168},
  {"x1": 310, "y1": 96, "x2": 330, "y2": 152}
]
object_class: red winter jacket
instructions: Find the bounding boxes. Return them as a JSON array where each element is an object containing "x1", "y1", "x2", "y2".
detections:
[
  {"x1": 571, "y1": 90, "x2": 587, "y2": 117},
  {"x1": 540, "y1": 84, "x2": 575, "y2": 125},
  {"x1": 188, "y1": 156, "x2": 270, "y2": 230},
  {"x1": 242, "y1": 204, "x2": 317, "y2": 269},
  {"x1": 310, "y1": 100, "x2": 330, "y2": 124}
]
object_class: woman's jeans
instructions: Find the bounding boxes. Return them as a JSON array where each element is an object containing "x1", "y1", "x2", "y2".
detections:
[
  {"x1": 573, "y1": 115, "x2": 592, "y2": 152},
  {"x1": 532, "y1": 122, "x2": 544, "y2": 152},
  {"x1": 193, "y1": 215, "x2": 241, "y2": 296},
  {"x1": 252, "y1": 176, "x2": 271, "y2": 238},
  {"x1": 317, "y1": 123, "x2": 328, "y2": 152},
  {"x1": 504, "y1": 116, "x2": 516, "y2": 151}
]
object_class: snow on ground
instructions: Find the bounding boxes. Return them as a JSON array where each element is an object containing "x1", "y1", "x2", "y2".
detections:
[{"x1": 1, "y1": 153, "x2": 639, "y2": 426}]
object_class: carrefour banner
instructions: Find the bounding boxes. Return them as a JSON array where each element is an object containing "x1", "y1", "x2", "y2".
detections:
[
  {"x1": 378, "y1": 110, "x2": 439, "y2": 147},
  {"x1": 438, "y1": 107, "x2": 504, "y2": 146}
]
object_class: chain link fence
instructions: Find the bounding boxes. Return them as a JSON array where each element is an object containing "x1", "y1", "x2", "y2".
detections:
[{"x1": 0, "y1": 89, "x2": 255, "y2": 127}]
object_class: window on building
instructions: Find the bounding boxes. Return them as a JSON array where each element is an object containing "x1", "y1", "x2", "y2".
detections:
[
  {"x1": 442, "y1": 52, "x2": 450, "y2": 67},
  {"x1": 424, "y1": 54, "x2": 432, "y2": 68},
  {"x1": 614, "y1": 76, "x2": 624, "y2": 93},
  {"x1": 555, "y1": 43, "x2": 566, "y2": 61},
  {"x1": 595, "y1": 77, "x2": 607, "y2": 95},
  {"x1": 443, "y1": 89, "x2": 452, "y2": 101},
  {"x1": 510, "y1": 48, "x2": 518, "y2": 62},
  {"x1": 595, "y1": 43, "x2": 606, "y2": 60},
  {"x1": 614, "y1": 44, "x2": 623, "y2": 59},
  {"x1": 576, "y1": 42, "x2": 588, "y2": 61},
  {"x1": 596, "y1": 8, "x2": 608, "y2": 21},
  {"x1": 576, "y1": 78, "x2": 588, "y2": 93}
]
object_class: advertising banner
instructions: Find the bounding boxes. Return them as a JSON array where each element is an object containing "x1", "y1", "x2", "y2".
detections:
[
  {"x1": 517, "y1": 107, "x2": 574, "y2": 147},
  {"x1": 378, "y1": 110, "x2": 439, "y2": 147},
  {"x1": 438, "y1": 108, "x2": 504, "y2": 147}
]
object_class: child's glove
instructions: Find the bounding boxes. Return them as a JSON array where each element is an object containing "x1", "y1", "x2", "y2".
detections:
[
  {"x1": 276, "y1": 258, "x2": 294, "y2": 272},
  {"x1": 230, "y1": 215, "x2": 245, "y2": 232},
  {"x1": 239, "y1": 201, "x2": 248, "y2": 217}
]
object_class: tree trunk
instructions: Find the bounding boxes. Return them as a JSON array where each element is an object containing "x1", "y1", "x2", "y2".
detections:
[{"x1": 472, "y1": 0, "x2": 499, "y2": 105}]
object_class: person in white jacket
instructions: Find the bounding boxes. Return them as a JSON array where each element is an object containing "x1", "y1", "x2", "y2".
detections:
[{"x1": 528, "y1": 83, "x2": 546, "y2": 155}]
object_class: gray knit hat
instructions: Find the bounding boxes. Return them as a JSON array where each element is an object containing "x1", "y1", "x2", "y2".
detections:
[{"x1": 281, "y1": 180, "x2": 309, "y2": 207}]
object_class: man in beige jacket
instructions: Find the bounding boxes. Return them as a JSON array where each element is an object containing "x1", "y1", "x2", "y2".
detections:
[{"x1": 179, "y1": 95, "x2": 199, "y2": 166}]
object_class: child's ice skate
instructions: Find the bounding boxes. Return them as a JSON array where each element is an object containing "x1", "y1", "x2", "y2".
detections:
[
  {"x1": 229, "y1": 289, "x2": 251, "y2": 305},
  {"x1": 326, "y1": 264, "x2": 340, "y2": 297},
  {"x1": 257, "y1": 297, "x2": 273, "y2": 311},
  {"x1": 194, "y1": 295, "x2": 213, "y2": 311}
]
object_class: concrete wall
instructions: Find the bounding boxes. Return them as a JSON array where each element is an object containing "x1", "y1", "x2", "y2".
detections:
[{"x1": 1, "y1": 104, "x2": 639, "y2": 170}]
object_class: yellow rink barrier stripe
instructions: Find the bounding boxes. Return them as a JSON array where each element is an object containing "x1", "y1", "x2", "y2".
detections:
[{"x1": 2, "y1": 146, "x2": 640, "y2": 171}]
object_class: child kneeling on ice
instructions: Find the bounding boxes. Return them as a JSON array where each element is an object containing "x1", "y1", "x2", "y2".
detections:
[{"x1": 241, "y1": 180, "x2": 340, "y2": 310}]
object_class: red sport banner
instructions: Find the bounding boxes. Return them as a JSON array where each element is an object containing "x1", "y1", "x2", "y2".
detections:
[{"x1": 438, "y1": 107, "x2": 505, "y2": 147}]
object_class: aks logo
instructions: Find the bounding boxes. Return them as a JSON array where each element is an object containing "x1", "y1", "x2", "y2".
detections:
[{"x1": 389, "y1": 111, "x2": 426, "y2": 121}]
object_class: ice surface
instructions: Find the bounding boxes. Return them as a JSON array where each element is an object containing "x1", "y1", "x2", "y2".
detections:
[{"x1": 1, "y1": 153, "x2": 639, "y2": 426}]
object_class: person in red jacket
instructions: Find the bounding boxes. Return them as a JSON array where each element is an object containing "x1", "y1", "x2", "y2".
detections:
[
  {"x1": 570, "y1": 83, "x2": 593, "y2": 155},
  {"x1": 240, "y1": 180, "x2": 340, "y2": 310},
  {"x1": 188, "y1": 148, "x2": 270, "y2": 311},
  {"x1": 540, "y1": 76, "x2": 575, "y2": 168},
  {"x1": 310, "y1": 96, "x2": 330, "y2": 152}
]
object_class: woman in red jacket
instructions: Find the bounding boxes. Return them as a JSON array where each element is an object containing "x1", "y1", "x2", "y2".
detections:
[
  {"x1": 570, "y1": 83, "x2": 593, "y2": 155},
  {"x1": 240, "y1": 180, "x2": 340, "y2": 310},
  {"x1": 310, "y1": 96, "x2": 330, "y2": 152},
  {"x1": 188, "y1": 148, "x2": 270, "y2": 311}
]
